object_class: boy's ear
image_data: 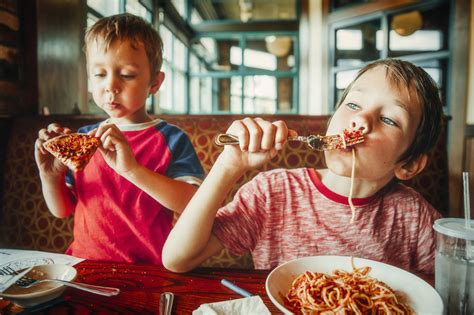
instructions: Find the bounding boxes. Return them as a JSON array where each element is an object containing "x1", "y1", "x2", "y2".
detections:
[
  {"x1": 394, "y1": 154, "x2": 428, "y2": 180},
  {"x1": 149, "y1": 71, "x2": 165, "y2": 94}
]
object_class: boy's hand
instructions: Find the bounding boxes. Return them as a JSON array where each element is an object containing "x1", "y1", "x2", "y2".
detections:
[
  {"x1": 219, "y1": 117, "x2": 296, "y2": 171},
  {"x1": 93, "y1": 123, "x2": 138, "y2": 176},
  {"x1": 35, "y1": 123, "x2": 72, "y2": 177}
]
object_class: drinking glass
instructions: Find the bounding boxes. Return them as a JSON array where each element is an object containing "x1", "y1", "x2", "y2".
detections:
[{"x1": 434, "y1": 218, "x2": 474, "y2": 314}]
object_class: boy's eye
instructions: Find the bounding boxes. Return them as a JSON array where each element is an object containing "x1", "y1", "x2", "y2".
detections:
[
  {"x1": 345, "y1": 102, "x2": 360, "y2": 110},
  {"x1": 121, "y1": 74, "x2": 136, "y2": 79},
  {"x1": 94, "y1": 73, "x2": 106, "y2": 77},
  {"x1": 381, "y1": 116, "x2": 398, "y2": 127}
]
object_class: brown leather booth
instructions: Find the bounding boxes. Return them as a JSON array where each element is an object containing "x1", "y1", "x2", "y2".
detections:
[{"x1": 0, "y1": 115, "x2": 448, "y2": 268}]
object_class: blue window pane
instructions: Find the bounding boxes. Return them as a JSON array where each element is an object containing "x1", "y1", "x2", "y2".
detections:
[
  {"x1": 87, "y1": 0, "x2": 119, "y2": 17},
  {"x1": 126, "y1": 0, "x2": 151, "y2": 21}
]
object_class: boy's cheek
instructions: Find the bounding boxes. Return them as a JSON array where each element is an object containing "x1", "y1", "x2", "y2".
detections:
[{"x1": 325, "y1": 119, "x2": 344, "y2": 135}]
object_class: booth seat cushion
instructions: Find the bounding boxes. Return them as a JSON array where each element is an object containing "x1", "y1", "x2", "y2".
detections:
[{"x1": 0, "y1": 115, "x2": 448, "y2": 269}]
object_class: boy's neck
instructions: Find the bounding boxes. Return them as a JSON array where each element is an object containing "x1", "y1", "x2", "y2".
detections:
[
  {"x1": 317, "y1": 169, "x2": 392, "y2": 198},
  {"x1": 108, "y1": 111, "x2": 153, "y2": 125}
]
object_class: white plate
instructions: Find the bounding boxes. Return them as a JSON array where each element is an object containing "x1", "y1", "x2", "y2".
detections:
[
  {"x1": 265, "y1": 255, "x2": 443, "y2": 314},
  {"x1": 0, "y1": 264, "x2": 76, "y2": 307}
]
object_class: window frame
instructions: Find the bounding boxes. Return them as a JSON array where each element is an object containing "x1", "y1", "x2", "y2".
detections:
[
  {"x1": 188, "y1": 31, "x2": 299, "y2": 114},
  {"x1": 328, "y1": 0, "x2": 452, "y2": 115}
]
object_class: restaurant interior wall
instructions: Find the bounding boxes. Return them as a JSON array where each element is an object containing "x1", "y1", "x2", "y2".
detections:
[{"x1": 0, "y1": 0, "x2": 37, "y2": 116}]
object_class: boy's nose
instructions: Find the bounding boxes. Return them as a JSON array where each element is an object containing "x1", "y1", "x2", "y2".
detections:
[
  {"x1": 105, "y1": 76, "x2": 120, "y2": 95},
  {"x1": 106, "y1": 88, "x2": 119, "y2": 95},
  {"x1": 350, "y1": 118, "x2": 369, "y2": 134}
]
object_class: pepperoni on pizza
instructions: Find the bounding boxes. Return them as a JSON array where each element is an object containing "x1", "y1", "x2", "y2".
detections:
[{"x1": 43, "y1": 133, "x2": 100, "y2": 172}]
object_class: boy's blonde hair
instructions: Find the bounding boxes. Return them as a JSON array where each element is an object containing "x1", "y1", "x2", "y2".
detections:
[
  {"x1": 337, "y1": 59, "x2": 443, "y2": 164},
  {"x1": 84, "y1": 13, "x2": 163, "y2": 76}
]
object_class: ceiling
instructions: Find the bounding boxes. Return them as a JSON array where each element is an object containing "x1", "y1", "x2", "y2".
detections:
[{"x1": 192, "y1": 0, "x2": 297, "y2": 22}]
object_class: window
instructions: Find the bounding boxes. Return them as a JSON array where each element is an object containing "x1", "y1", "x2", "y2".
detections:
[
  {"x1": 87, "y1": 0, "x2": 119, "y2": 17},
  {"x1": 329, "y1": 1, "x2": 450, "y2": 112},
  {"x1": 185, "y1": 0, "x2": 300, "y2": 114},
  {"x1": 157, "y1": 25, "x2": 187, "y2": 113},
  {"x1": 189, "y1": 34, "x2": 298, "y2": 114},
  {"x1": 171, "y1": 0, "x2": 187, "y2": 19},
  {"x1": 126, "y1": 0, "x2": 152, "y2": 21}
]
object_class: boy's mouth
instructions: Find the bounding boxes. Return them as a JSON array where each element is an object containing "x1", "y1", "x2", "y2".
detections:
[{"x1": 105, "y1": 102, "x2": 120, "y2": 110}]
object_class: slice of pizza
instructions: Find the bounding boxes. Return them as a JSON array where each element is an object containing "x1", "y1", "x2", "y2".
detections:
[{"x1": 43, "y1": 133, "x2": 100, "y2": 172}]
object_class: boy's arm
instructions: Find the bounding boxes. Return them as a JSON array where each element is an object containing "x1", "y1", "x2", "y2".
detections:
[
  {"x1": 93, "y1": 123, "x2": 202, "y2": 213},
  {"x1": 163, "y1": 117, "x2": 295, "y2": 272},
  {"x1": 40, "y1": 173, "x2": 76, "y2": 218},
  {"x1": 162, "y1": 155, "x2": 245, "y2": 272},
  {"x1": 122, "y1": 167, "x2": 198, "y2": 213},
  {"x1": 35, "y1": 123, "x2": 76, "y2": 218}
]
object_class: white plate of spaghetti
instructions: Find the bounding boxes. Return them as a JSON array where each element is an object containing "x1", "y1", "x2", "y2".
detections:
[{"x1": 265, "y1": 255, "x2": 443, "y2": 314}]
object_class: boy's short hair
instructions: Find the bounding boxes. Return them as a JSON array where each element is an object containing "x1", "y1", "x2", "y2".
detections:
[
  {"x1": 336, "y1": 58, "x2": 443, "y2": 163},
  {"x1": 84, "y1": 13, "x2": 163, "y2": 76}
]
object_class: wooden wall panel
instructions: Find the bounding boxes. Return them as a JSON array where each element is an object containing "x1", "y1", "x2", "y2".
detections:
[
  {"x1": 0, "y1": 0, "x2": 39, "y2": 115},
  {"x1": 0, "y1": 0, "x2": 20, "y2": 114},
  {"x1": 37, "y1": 0, "x2": 87, "y2": 115}
]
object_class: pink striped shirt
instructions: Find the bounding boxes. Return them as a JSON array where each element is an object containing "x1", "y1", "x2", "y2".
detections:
[{"x1": 213, "y1": 168, "x2": 442, "y2": 274}]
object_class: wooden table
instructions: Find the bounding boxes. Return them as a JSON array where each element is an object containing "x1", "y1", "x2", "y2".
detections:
[
  {"x1": 0, "y1": 260, "x2": 280, "y2": 314},
  {"x1": 0, "y1": 260, "x2": 436, "y2": 314}
]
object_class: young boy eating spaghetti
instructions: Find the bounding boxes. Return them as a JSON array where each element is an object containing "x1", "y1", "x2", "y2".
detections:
[
  {"x1": 34, "y1": 14, "x2": 204, "y2": 264},
  {"x1": 162, "y1": 59, "x2": 443, "y2": 275}
]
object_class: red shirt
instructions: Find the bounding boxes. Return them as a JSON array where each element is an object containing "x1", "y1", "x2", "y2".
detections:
[
  {"x1": 66, "y1": 119, "x2": 204, "y2": 263},
  {"x1": 213, "y1": 168, "x2": 442, "y2": 274}
]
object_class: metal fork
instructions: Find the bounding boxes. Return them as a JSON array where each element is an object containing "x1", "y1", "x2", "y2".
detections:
[
  {"x1": 0, "y1": 266, "x2": 14, "y2": 276},
  {"x1": 16, "y1": 275, "x2": 120, "y2": 297},
  {"x1": 159, "y1": 292, "x2": 174, "y2": 315},
  {"x1": 214, "y1": 131, "x2": 364, "y2": 151}
]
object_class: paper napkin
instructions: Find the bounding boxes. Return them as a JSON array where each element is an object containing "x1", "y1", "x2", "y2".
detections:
[{"x1": 192, "y1": 296, "x2": 271, "y2": 315}]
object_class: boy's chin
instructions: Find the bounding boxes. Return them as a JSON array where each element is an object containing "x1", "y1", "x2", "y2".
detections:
[{"x1": 325, "y1": 162, "x2": 353, "y2": 178}]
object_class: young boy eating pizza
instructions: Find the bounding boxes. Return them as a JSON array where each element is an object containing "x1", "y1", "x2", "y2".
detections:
[
  {"x1": 162, "y1": 59, "x2": 443, "y2": 276},
  {"x1": 34, "y1": 13, "x2": 204, "y2": 264}
]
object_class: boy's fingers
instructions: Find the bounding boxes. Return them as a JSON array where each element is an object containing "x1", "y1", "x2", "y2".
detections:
[
  {"x1": 95, "y1": 123, "x2": 110, "y2": 137},
  {"x1": 87, "y1": 128, "x2": 98, "y2": 136},
  {"x1": 46, "y1": 123, "x2": 66, "y2": 134},
  {"x1": 100, "y1": 128, "x2": 114, "y2": 147},
  {"x1": 227, "y1": 120, "x2": 249, "y2": 151},
  {"x1": 255, "y1": 118, "x2": 277, "y2": 151},
  {"x1": 35, "y1": 138, "x2": 46, "y2": 155},
  {"x1": 43, "y1": 124, "x2": 73, "y2": 138},
  {"x1": 101, "y1": 136, "x2": 116, "y2": 152},
  {"x1": 288, "y1": 129, "x2": 298, "y2": 137},
  {"x1": 38, "y1": 128, "x2": 49, "y2": 140},
  {"x1": 272, "y1": 120, "x2": 292, "y2": 150},
  {"x1": 242, "y1": 117, "x2": 263, "y2": 153},
  {"x1": 95, "y1": 122, "x2": 120, "y2": 137},
  {"x1": 38, "y1": 128, "x2": 59, "y2": 141}
]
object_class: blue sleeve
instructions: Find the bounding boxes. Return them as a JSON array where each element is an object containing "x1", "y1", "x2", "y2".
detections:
[
  {"x1": 157, "y1": 122, "x2": 205, "y2": 180},
  {"x1": 77, "y1": 123, "x2": 101, "y2": 134}
]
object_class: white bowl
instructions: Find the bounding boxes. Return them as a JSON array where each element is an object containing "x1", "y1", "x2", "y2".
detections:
[
  {"x1": 0, "y1": 264, "x2": 77, "y2": 308},
  {"x1": 265, "y1": 255, "x2": 443, "y2": 314}
]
